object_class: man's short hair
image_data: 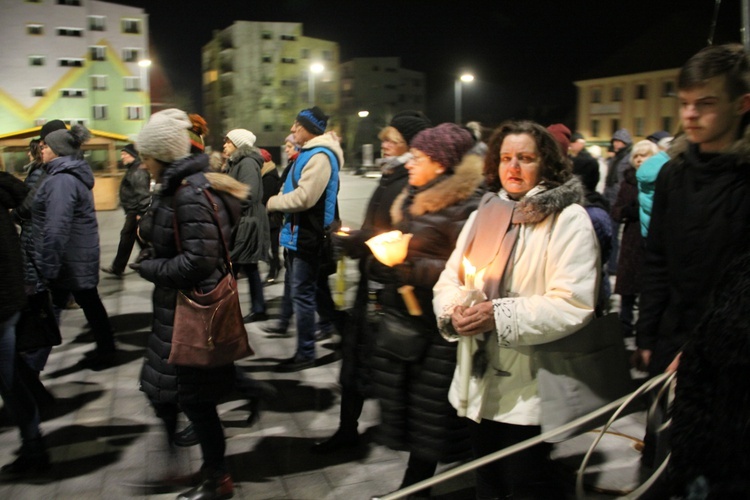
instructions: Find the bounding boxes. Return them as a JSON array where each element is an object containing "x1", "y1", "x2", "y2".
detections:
[{"x1": 678, "y1": 43, "x2": 750, "y2": 99}]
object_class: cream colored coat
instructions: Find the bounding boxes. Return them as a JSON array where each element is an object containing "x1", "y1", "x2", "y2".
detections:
[{"x1": 433, "y1": 185, "x2": 599, "y2": 425}]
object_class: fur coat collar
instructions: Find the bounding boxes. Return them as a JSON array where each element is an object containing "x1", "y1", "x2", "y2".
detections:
[
  {"x1": 507, "y1": 176, "x2": 586, "y2": 225},
  {"x1": 391, "y1": 154, "x2": 484, "y2": 224}
]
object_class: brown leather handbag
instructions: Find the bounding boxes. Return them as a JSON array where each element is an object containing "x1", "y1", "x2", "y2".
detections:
[{"x1": 168, "y1": 188, "x2": 253, "y2": 368}]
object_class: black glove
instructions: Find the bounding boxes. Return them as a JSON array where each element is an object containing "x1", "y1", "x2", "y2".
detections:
[
  {"x1": 128, "y1": 262, "x2": 142, "y2": 272},
  {"x1": 135, "y1": 247, "x2": 155, "y2": 263}
]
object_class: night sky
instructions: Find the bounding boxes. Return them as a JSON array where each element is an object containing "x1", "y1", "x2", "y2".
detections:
[{"x1": 117, "y1": 0, "x2": 743, "y2": 128}]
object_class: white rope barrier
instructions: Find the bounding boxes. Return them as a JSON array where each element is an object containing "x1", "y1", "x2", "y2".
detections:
[{"x1": 376, "y1": 372, "x2": 675, "y2": 500}]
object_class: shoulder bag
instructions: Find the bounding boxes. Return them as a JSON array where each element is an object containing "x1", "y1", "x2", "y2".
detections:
[
  {"x1": 168, "y1": 186, "x2": 253, "y2": 368},
  {"x1": 533, "y1": 313, "x2": 634, "y2": 442},
  {"x1": 16, "y1": 289, "x2": 62, "y2": 352}
]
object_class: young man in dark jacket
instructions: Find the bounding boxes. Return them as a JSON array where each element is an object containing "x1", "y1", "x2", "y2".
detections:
[
  {"x1": 102, "y1": 144, "x2": 150, "y2": 277},
  {"x1": 635, "y1": 44, "x2": 750, "y2": 376}
]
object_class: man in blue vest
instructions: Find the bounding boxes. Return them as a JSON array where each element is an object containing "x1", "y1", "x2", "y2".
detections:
[{"x1": 267, "y1": 106, "x2": 343, "y2": 372}]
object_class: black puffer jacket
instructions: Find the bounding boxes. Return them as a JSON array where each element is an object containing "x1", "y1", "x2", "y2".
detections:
[
  {"x1": 370, "y1": 154, "x2": 484, "y2": 462},
  {"x1": 32, "y1": 155, "x2": 100, "y2": 290},
  {"x1": 119, "y1": 159, "x2": 151, "y2": 214},
  {"x1": 0, "y1": 172, "x2": 29, "y2": 321},
  {"x1": 137, "y1": 154, "x2": 247, "y2": 404}
]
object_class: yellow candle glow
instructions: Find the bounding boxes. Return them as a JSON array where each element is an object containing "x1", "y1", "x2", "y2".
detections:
[
  {"x1": 463, "y1": 257, "x2": 476, "y2": 290},
  {"x1": 336, "y1": 226, "x2": 350, "y2": 236}
]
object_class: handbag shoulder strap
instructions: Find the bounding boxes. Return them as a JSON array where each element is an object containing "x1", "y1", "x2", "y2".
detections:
[{"x1": 172, "y1": 177, "x2": 233, "y2": 272}]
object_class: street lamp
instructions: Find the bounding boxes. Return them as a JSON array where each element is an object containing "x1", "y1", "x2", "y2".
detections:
[
  {"x1": 454, "y1": 73, "x2": 474, "y2": 125},
  {"x1": 308, "y1": 62, "x2": 324, "y2": 107},
  {"x1": 138, "y1": 59, "x2": 152, "y2": 113}
]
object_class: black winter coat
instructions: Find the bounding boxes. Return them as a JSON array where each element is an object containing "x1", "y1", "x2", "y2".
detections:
[
  {"x1": 0, "y1": 172, "x2": 29, "y2": 321},
  {"x1": 338, "y1": 158, "x2": 409, "y2": 396},
  {"x1": 13, "y1": 162, "x2": 47, "y2": 294},
  {"x1": 370, "y1": 154, "x2": 484, "y2": 462},
  {"x1": 119, "y1": 159, "x2": 151, "y2": 214},
  {"x1": 637, "y1": 135, "x2": 750, "y2": 374},
  {"x1": 137, "y1": 154, "x2": 245, "y2": 405},
  {"x1": 261, "y1": 161, "x2": 283, "y2": 230},
  {"x1": 612, "y1": 167, "x2": 644, "y2": 295},
  {"x1": 32, "y1": 155, "x2": 100, "y2": 290}
]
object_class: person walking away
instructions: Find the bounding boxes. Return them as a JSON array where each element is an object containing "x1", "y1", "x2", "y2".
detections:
[
  {"x1": 223, "y1": 129, "x2": 270, "y2": 323},
  {"x1": 259, "y1": 148, "x2": 282, "y2": 285},
  {"x1": 102, "y1": 144, "x2": 151, "y2": 277},
  {"x1": 266, "y1": 106, "x2": 342, "y2": 372},
  {"x1": 132, "y1": 109, "x2": 248, "y2": 499},
  {"x1": 33, "y1": 125, "x2": 117, "y2": 370},
  {"x1": 0, "y1": 171, "x2": 50, "y2": 479}
]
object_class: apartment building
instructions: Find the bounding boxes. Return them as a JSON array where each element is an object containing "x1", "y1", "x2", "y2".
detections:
[
  {"x1": 0, "y1": 0, "x2": 150, "y2": 137},
  {"x1": 574, "y1": 68, "x2": 681, "y2": 143},
  {"x1": 203, "y1": 21, "x2": 339, "y2": 150}
]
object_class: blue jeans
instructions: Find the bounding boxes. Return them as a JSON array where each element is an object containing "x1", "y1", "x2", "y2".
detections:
[
  {"x1": 0, "y1": 312, "x2": 41, "y2": 442},
  {"x1": 285, "y1": 251, "x2": 318, "y2": 360}
]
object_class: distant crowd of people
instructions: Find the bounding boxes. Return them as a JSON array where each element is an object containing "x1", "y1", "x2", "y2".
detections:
[{"x1": 1, "y1": 43, "x2": 750, "y2": 499}]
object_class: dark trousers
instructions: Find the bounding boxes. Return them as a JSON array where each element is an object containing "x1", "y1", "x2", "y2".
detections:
[
  {"x1": 268, "y1": 227, "x2": 281, "y2": 278},
  {"x1": 468, "y1": 419, "x2": 564, "y2": 500},
  {"x1": 111, "y1": 211, "x2": 143, "y2": 274},
  {"x1": 182, "y1": 402, "x2": 226, "y2": 474},
  {"x1": 51, "y1": 287, "x2": 115, "y2": 353}
]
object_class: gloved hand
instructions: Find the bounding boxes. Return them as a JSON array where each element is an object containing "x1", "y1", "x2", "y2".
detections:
[
  {"x1": 128, "y1": 262, "x2": 142, "y2": 272},
  {"x1": 135, "y1": 247, "x2": 155, "y2": 263}
]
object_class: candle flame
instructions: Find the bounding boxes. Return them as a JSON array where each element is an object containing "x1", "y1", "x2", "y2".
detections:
[{"x1": 463, "y1": 257, "x2": 476, "y2": 289}]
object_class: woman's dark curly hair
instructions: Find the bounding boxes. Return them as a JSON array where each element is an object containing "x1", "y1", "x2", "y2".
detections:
[{"x1": 483, "y1": 120, "x2": 572, "y2": 192}]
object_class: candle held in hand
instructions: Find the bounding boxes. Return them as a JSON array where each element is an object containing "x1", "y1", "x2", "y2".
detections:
[{"x1": 463, "y1": 257, "x2": 476, "y2": 290}]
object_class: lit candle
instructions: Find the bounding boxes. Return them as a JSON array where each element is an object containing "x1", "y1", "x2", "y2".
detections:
[
  {"x1": 463, "y1": 257, "x2": 476, "y2": 290},
  {"x1": 335, "y1": 226, "x2": 350, "y2": 236}
]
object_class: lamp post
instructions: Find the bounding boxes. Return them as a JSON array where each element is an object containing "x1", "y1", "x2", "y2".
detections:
[
  {"x1": 454, "y1": 73, "x2": 474, "y2": 125},
  {"x1": 138, "y1": 59, "x2": 152, "y2": 114},
  {"x1": 308, "y1": 62, "x2": 324, "y2": 107}
]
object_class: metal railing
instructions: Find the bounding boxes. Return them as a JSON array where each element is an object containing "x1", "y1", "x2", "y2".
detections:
[{"x1": 377, "y1": 372, "x2": 675, "y2": 500}]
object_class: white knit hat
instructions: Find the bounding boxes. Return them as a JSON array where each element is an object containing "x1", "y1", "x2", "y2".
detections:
[
  {"x1": 226, "y1": 129, "x2": 256, "y2": 150},
  {"x1": 137, "y1": 108, "x2": 192, "y2": 163}
]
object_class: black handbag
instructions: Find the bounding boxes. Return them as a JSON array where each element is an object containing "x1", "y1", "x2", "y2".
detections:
[
  {"x1": 375, "y1": 308, "x2": 429, "y2": 362},
  {"x1": 16, "y1": 290, "x2": 62, "y2": 352}
]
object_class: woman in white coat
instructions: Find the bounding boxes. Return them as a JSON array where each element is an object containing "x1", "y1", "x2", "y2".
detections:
[{"x1": 433, "y1": 120, "x2": 600, "y2": 499}]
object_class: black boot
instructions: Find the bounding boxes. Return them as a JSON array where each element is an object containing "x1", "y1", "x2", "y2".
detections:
[
  {"x1": 174, "y1": 423, "x2": 199, "y2": 447},
  {"x1": 176, "y1": 472, "x2": 234, "y2": 500},
  {"x1": 1, "y1": 436, "x2": 50, "y2": 477}
]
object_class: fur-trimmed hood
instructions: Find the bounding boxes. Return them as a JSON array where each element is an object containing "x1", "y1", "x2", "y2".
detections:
[
  {"x1": 508, "y1": 175, "x2": 586, "y2": 225},
  {"x1": 391, "y1": 153, "x2": 484, "y2": 224},
  {"x1": 204, "y1": 172, "x2": 250, "y2": 200},
  {"x1": 227, "y1": 144, "x2": 261, "y2": 165},
  {"x1": 669, "y1": 119, "x2": 750, "y2": 163}
]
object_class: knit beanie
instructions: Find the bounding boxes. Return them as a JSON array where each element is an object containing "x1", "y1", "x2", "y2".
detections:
[
  {"x1": 39, "y1": 119, "x2": 67, "y2": 141},
  {"x1": 410, "y1": 123, "x2": 475, "y2": 171},
  {"x1": 547, "y1": 123, "x2": 572, "y2": 154},
  {"x1": 226, "y1": 129, "x2": 257, "y2": 150},
  {"x1": 137, "y1": 108, "x2": 191, "y2": 163},
  {"x1": 389, "y1": 110, "x2": 432, "y2": 146},
  {"x1": 122, "y1": 143, "x2": 138, "y2": 159},
  {"x1": 296, "y1": 106, "x2": 328, "y2": 135},
  {"x1": 45, "y1": 124, "x2": 91, "y2": 157},
  {"x1": 188, "y1": 113, "x2": 208, "y2": 153}
]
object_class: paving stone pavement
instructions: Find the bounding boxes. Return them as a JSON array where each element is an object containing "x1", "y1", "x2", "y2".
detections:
[{"x1": 0, "y1": 172, "x2": 655, "y2": 499}]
